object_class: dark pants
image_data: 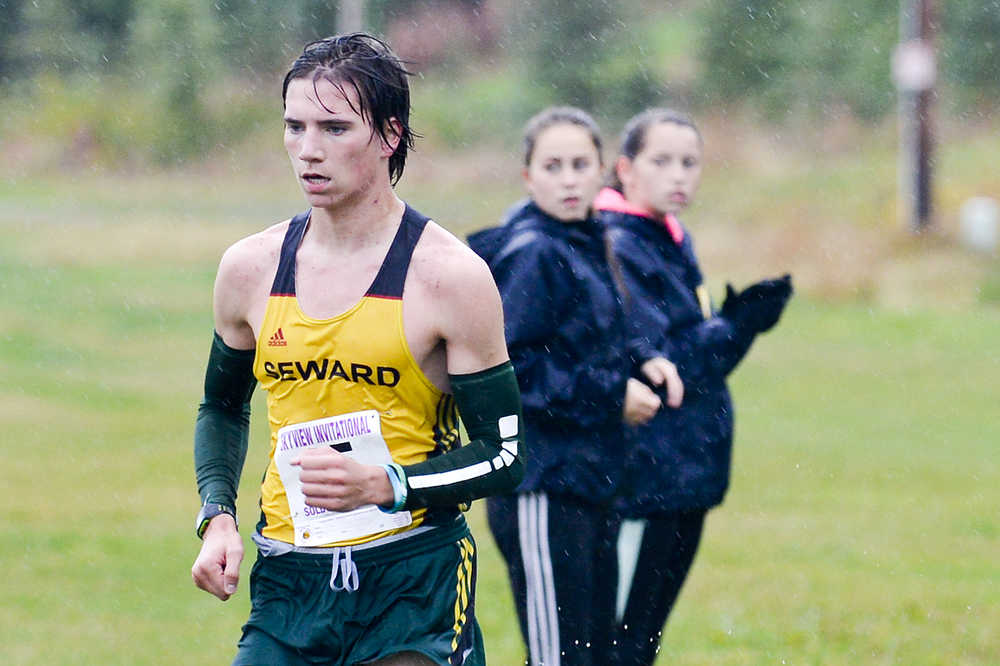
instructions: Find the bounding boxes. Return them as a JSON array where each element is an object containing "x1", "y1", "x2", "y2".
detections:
[
  {"x1": 614, "y1": 509, "x2": 706, "y2": 666},
  {"x1": 487, "y1": 492, "x2": 621, "y2": 666}
]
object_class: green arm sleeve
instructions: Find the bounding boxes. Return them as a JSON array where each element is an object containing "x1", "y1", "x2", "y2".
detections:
[
  {"x1": 193, "y1": 332, "x2": 257, "y2": 510},
  {"x1": 401, "y1": 361, "x2": 525, "y2": 509}
]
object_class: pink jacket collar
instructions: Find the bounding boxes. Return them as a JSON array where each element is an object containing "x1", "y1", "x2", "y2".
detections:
[{"x1": 594, "y1": 187, "x2": 684, "y2": 244}]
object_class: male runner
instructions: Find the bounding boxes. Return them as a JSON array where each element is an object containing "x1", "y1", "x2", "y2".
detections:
[{"x1": 190, "y1": 33, "x2": 524, "y2": 666}]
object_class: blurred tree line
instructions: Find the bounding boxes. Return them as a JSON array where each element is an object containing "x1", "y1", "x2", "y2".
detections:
[
  {"x1": 698, "y1": 0, "x2": 1000, "y2": 120},
  {"x1": 0, "y1": 0, "x2": 996, "y2": 165}
]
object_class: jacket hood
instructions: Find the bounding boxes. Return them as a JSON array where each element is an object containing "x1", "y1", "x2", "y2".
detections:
[
  {"x1": 466, "y1": 225, "x2": 511, "y2": 265},
  {"x1": 468, "y1": 198, "x2": 600, "y2": 264},
  {"x1": 594, "y1": 187, "x2": 684, "y2": 245}
]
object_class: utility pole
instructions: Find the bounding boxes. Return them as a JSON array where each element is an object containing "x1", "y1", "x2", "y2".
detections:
[
  {"x1": 892, "y1": 0, "x2": 936, "y2": 233},
  {"x1": 338, "y1": 0, "x2": 366, "y2": 34}
]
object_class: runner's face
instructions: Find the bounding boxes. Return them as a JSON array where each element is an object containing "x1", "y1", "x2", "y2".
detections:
[
  {"x1": 283, "y1": 77, "x2": 397, "y2": 209},
  {"x1": 619, "y1": 121, "x2": 702, "y2": 217},
  {"x1": 523, "y1": 124, "x2": 603, "y2": 222}
]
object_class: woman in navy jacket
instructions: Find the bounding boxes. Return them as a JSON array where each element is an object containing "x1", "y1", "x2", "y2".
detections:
[
  {"x1": 596, "y1": 108, "x2": 792, "y2": 665},
  {"x1": 468, "y1": 107, "x2": 680, "y2": 666}
]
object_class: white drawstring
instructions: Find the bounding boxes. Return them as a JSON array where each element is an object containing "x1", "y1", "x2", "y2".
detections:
[{"x1": 329, "y1": 546, "x2": 359, "y2": 592}]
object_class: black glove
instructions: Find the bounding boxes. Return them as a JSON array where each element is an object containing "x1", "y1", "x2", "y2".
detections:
[{"x1": 720, "y1": 274, "x2": 793, "y2": 334}]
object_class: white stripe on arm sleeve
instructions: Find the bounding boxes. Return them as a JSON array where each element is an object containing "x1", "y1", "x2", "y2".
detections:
[{"x1": 400, "y1": 361, "x2": 525, "y2": 508}]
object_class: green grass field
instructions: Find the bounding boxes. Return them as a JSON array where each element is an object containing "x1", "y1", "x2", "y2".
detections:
[{"x1": 1, "y1": 146, "x2": 998, "y2": 665}]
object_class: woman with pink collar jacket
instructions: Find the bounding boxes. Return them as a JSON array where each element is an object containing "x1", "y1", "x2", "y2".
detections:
[{"x1": 596, "y1": 108, "x2": 793, "y2": 666}]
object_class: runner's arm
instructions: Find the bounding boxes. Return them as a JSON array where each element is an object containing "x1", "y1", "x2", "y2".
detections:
[
  {"x1": 193, "y1": 332, "x2": 256, "y2": 512},
  {"x1": 400, "y1": 361, "x2": 524, "y2": 509},
  {"x1": 396, "y1": 246, "x2": 524, "y2": 509},
  {"x1": 193, "y1": 242, "x2": 261, "y2": 515},
  {"x1": 192, "y1": 242, "x2": 263, "y2": 600}
]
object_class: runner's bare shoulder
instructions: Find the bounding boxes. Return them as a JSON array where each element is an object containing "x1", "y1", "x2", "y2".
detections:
[
  {"x1": 215, "y1": 219, "x2": 291, "y2": 298},
  {"x1": 213, "y1": 219, "x2": 293, "y2": 339},
  {"x1": 409, "y1": 220, "x2": 499, "y2": 305}
]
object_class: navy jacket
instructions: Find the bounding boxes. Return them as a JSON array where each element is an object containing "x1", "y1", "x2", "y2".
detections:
[
  {"x1": 468, "y1": 200, "x2": 632, "y2": 506},
  {"x1": 598, "y1": 191, "x2": 756, "y2": 515}
]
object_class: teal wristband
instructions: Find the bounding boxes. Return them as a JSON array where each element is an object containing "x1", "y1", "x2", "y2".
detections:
[{"x1": 379, "y1": 462, "x2": 408, "y2": 513}]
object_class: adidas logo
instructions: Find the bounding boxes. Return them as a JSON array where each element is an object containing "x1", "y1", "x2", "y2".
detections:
[{"x1": 268, "y1": 328, "x2": 287, "y2": 347}]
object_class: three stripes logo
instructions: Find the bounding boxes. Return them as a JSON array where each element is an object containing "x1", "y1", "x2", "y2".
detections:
[{"x1": 268, "y1": 328, "x2": 287, "y2": 347}]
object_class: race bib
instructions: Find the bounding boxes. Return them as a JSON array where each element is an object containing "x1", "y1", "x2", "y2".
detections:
[{"x1": 274, "y1": 410, "x2": 411, "y2": 546}]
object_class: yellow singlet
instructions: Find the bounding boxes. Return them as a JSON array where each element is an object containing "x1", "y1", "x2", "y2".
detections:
[{"x1": 252, "y1": 206, "x2": 460, "y2": 546}]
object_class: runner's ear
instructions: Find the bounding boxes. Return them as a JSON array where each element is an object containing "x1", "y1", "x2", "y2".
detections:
[{"x1": 380, "y1": 117, "x2": 403, "y2": 156}]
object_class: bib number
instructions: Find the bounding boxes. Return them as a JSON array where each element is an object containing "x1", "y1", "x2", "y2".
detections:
[{"x1": 274, "y1": 410, "x2": 412, "y2": 546}]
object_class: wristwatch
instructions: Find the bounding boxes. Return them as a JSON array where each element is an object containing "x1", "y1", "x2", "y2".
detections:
[{"x1": 195, "y1": 502, "x2": 237, "y2": 539}]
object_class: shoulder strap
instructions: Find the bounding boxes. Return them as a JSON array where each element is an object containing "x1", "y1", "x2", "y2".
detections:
[
  {"x1": 366, "y1": 204, "x2": 430, "y2": 299},
  {"x1": 269, "y1": 210, "x2": 311, "y2": 296}
]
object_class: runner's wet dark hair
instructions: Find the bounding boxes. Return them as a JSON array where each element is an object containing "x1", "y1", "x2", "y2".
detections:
[
  {"x1": 283, "y1": 33, "x2": 417, "y2": 185},
  {"x1": 609, "y1": 108, "x2": 701, "y2": 192},
  {"x1": 522, "y1": 106, "x2": 603, "y2": 167}
]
